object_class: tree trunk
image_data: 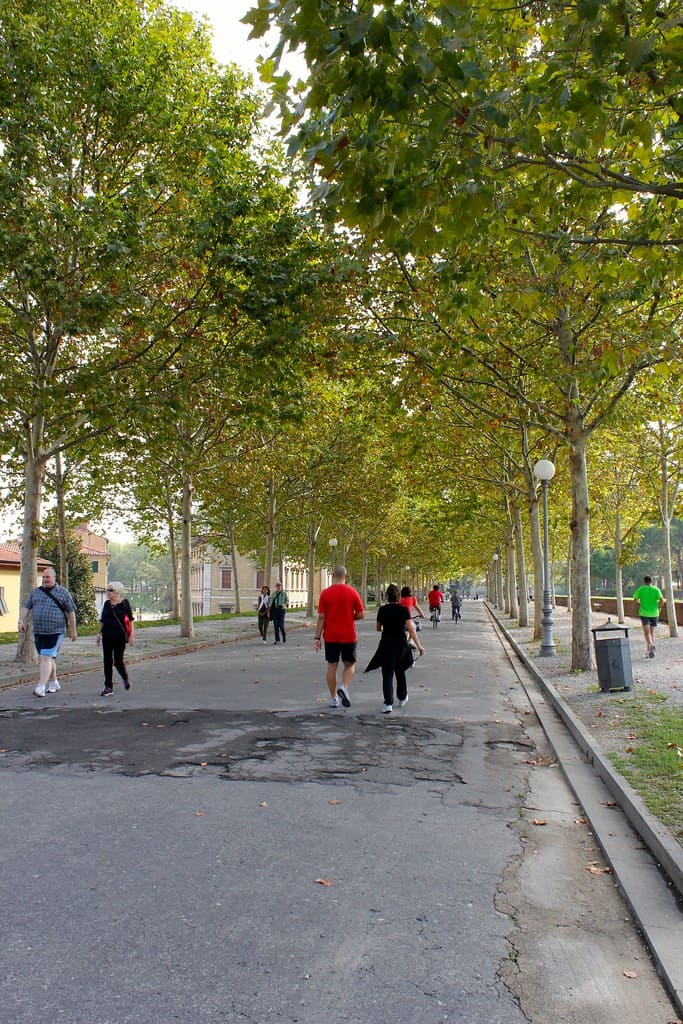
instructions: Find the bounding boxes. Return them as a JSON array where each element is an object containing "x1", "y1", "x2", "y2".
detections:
[
  {"x1": 514, "y1": 502, "x2": 528, "y2": 627},
  {"x1": 615, "y1": 510, "x2": 625, "y2": 624},
  {"x1": 180, "y1": 474, "x2": 194, "y2": 638},
  {"x1": 264, "y1": 477, "x2": 276, "y2": 589},
  {"x1": 568, "y1": 422, "x2": 593, "y2": 670},
  {"x1": 506, "y1": 524, "x2": 518, "y2": 619},
  {"x1": 54, "y1": 452, "x2": 69, "y2": 588},
  {"x1": 566, "y1": 535, "x2": 573, "y2": 614},
  {"x1": 659, "y1": 436, "x2": 679, "y2": 637},
  {"x1": 306, "y1": 518, "x2": 319, "y2": 618},
  {"x1": 15, "y1": 449, "x2": 44, "y2": 664},
  {"x1": 528, "y1": 487, "x2": 543, "y2": 640},
  {"x1": 360, "y1": 538, "x2": 369, "y2": 607},
  {"x1": 228, "y1": 521, "x2": 241, "y2": 615}
]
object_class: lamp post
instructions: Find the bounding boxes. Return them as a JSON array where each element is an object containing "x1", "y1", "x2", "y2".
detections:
[
  {"x1": 534, "y1": 459, "x2": 556, "y2": 657},
  {"x1": 492, "y1": 553, "x2": 499, "y2": 606},
  {"x1": 328, "y1": 538, "x2": 338, "y2": 578}
]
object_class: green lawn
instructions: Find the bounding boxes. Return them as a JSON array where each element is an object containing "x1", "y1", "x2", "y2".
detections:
[{"x1": 609, "y1": 694, "x2": 683, "y2": 845}]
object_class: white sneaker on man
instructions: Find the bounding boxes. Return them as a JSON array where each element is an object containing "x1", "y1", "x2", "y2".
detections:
[
  {"x1": 33, "y1": 684, "x2": 46, "y2": 698},
  {"x1": 398, "y1": 696, "x2": 408, "y2": 707},
  {"x1": 337, "y1": 685, "x2": 351, "y2": 708},
  {"x1": 47, "y1": 680, "x2": 60, "y2": 693}
]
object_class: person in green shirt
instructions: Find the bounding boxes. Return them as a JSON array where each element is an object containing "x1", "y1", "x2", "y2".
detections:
[{"x1": 632, "y1": 575, "x2": 664, "y2": 658}]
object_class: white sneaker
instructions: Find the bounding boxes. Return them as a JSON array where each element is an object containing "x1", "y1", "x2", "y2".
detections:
[
  {"x1": 47, "y1": 680, "x2": 60, "y2": 693},
  {"x1": 337, "y1": 686, "x2": 351, "y2": 708},
  {"x1": 329, "y1": 697, "x2": 340, "y2": 708},
  {"x1": 398, "y1": 696, "x2": 408, "y2": 707},
  {"x1": 383, "y1": 705, "x2": 393, "y2": 713},
  {"x1": 33, "y1": 685, "x2": 46, "y2": 698}
]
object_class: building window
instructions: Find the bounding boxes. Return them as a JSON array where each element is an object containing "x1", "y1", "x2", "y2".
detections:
[
  {"x1": 256, "y1": 570, "x2": 265, "y2": 590},
  {"x1": 221, "y1": 568, "x2": 232, "y2": 589},
  {"x1": 91, "y1": 560, "x2": 99, "y2": 574},
  {"x1": 0, "y1": 587, "x2": 8, "y2": 615}
]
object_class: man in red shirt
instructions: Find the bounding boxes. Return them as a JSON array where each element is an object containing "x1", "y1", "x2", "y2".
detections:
[
  {"x1": 428, "y1": 585, "x2": 443, "y2": 612},
  {"x1": 313, "y1": 565, "x2": 365, "y2": 708}
]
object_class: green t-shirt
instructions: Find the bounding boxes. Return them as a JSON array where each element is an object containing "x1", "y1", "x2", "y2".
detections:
[{"x1": 632, "y1": 584, "x2": 663, "y2": 618}]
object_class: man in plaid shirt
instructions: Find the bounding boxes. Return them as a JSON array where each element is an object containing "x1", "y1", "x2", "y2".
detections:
[{"x1": 18, "y1": 567, "x2": 77, "y2": 698}]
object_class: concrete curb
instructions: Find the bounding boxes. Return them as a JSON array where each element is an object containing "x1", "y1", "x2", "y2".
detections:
[
  {"x1": 493, "y1": 611, "x2": 683, "y2": 898},
  {"x1": 488, "y1": 608, "x2": 683, "y2": 1016}
]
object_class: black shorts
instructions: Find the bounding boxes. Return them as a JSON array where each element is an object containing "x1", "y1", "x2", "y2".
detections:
[
  {"x1": 640, "y1": 616, "x2": 658, "y2": 627},
  {"x1": 33, "y1": 633, "x2": 62, "y2": 657},
  {"x1": 324, "y1": 641, "x2": 357, "y2": 665}
]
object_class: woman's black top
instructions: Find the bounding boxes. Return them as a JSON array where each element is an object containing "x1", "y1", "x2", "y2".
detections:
[
  {"x1": 100, "y1": 598, "x2": 134, "y2": 639},
  {"x1": 365, "y1": 602, "x2": 410, "y2": 671}
]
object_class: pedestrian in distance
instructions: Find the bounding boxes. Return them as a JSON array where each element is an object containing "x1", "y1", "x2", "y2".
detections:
[
  {"x1": 18, "y1": 566, "x2": 78, "y2": 698},
  {"x1": 399, "y1": 585, "x2": 426, "y2": 631},
  {"x1": 313, "y1": 565, "x2": 364, "y2": 708},
  {"x1": 96, "y1": 581, "x2": 135, "y2": 696},
  {"x1": 365, "y1": 584, "x2": 425, "y2": 713},
  {"x1": 270, "y1": 581, "x2": 289, "y2": 644},
  {"x1": 450, "y1": 589, "x2": 462, "y2": 622},
  {"x1": 256, "y1": 585, "x2": 271, "y2": 644},
  {"x1": 632, "y1": 575, "x2": 665, "y2": 658}
]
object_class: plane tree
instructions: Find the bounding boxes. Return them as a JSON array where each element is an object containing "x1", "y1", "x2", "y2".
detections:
[{"x1": 0, "y1": 0, "x2": 269, "y2": 658}]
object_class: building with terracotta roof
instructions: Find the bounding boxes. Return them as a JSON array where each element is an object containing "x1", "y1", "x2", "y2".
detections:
[{"x1": 0, "y1": 544, "x2": 53, "y2": 626}]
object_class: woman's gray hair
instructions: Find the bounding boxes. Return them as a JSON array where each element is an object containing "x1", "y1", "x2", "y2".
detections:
[{"x1": 107, "y1": 581, "x2": 125, "y2": 596}]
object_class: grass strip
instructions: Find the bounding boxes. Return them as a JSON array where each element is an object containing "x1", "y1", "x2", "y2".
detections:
[{"x1": 608, "y1": 693, "x2": 683, "y2": 845}]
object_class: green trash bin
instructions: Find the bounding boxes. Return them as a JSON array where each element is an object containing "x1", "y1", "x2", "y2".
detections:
[{"x1": 591, "y1": 619, "x2": 633, "y2": 692}]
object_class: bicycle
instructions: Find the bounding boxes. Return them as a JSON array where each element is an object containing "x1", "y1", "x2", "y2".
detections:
[{"x1": 430, "y1": 605, "x2": 441, "y2": 629}]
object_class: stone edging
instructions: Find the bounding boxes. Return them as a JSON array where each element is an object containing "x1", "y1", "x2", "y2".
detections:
[{"x1": 492, "y1": 610, "x2": 683, "y2": 900}]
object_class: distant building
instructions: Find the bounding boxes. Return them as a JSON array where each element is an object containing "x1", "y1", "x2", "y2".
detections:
[
  {"x1": 190, "y1": 537, "x2": 315, "y2": 616},
  {"x1": 0, "y1": 544, "x2": 53, "y2": 626},
  {"x1": 73, "y1": 523, "x2": 111, "y2": 612}
]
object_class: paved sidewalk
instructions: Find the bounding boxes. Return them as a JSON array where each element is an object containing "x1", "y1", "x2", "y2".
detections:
[{"x1": 0, "y1": 611, "x2": 316, "y2": 690}]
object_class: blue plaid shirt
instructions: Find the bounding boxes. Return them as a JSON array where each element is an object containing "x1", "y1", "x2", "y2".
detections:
[{"x1": 23, "y1": 585, "x2": 76, "y2": 634}]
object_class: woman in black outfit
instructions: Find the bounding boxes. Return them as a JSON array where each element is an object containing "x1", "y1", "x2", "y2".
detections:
[
  {"x1": 365, "y1": 584, "x2": 425, "y2": 713},
  {"x1": 96, "y1": 581, "x2": 135, "y2": 696}
]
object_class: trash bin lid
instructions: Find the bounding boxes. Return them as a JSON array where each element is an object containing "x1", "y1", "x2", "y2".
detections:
[{"x1": 591, "y1": 617, "x2": 629, "y2": 637}]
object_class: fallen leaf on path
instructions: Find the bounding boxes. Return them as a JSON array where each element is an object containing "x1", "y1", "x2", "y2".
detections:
[
  {"x1": 532, "y1": 819, "x2": 548, "y2": 826},
  {"x1": 585, "y1": 864, "x2": 613, "y2": 875},
  {"x1": 623, "y1": 970, "x2": 639, "y2": 979},
  {"x1": 194, "y1": 811, "x2": 206, "y2": 817},
  {"x1": 156, "y1": 724, "x2": 165, "y2": 729},
  {"x1": 199, "y1": 762, "x2": 208, "y2": 767},
  {"x1": 574, "y1": 818, "x2": 588, "y2": 825},
  {"x1": 328, "y1": 800, "x2": 340, "y2": 805},
  {"x1": 601, "y1": 800, "x2": 618, "y2": 808},
  {"x1": 259, "y1": 801, "x2": 268, "y2": 808},
  {"x1": 315, "y1": 878, "x2": 333, "y2": 886}
]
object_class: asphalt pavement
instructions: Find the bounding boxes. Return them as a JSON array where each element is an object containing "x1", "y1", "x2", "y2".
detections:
[{"x1": 0, "y1": 605, "x2": 679, "y2": 1023}]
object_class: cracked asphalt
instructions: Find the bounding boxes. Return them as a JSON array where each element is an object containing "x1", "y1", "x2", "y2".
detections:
[{"x1": 0, "y1": 605, "x2": 677, "y2": 1023}]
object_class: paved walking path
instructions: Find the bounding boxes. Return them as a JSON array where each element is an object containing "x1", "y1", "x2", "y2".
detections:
[{"x1": 0, "y1": 603, "x2": 680, "y2": 1023}]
